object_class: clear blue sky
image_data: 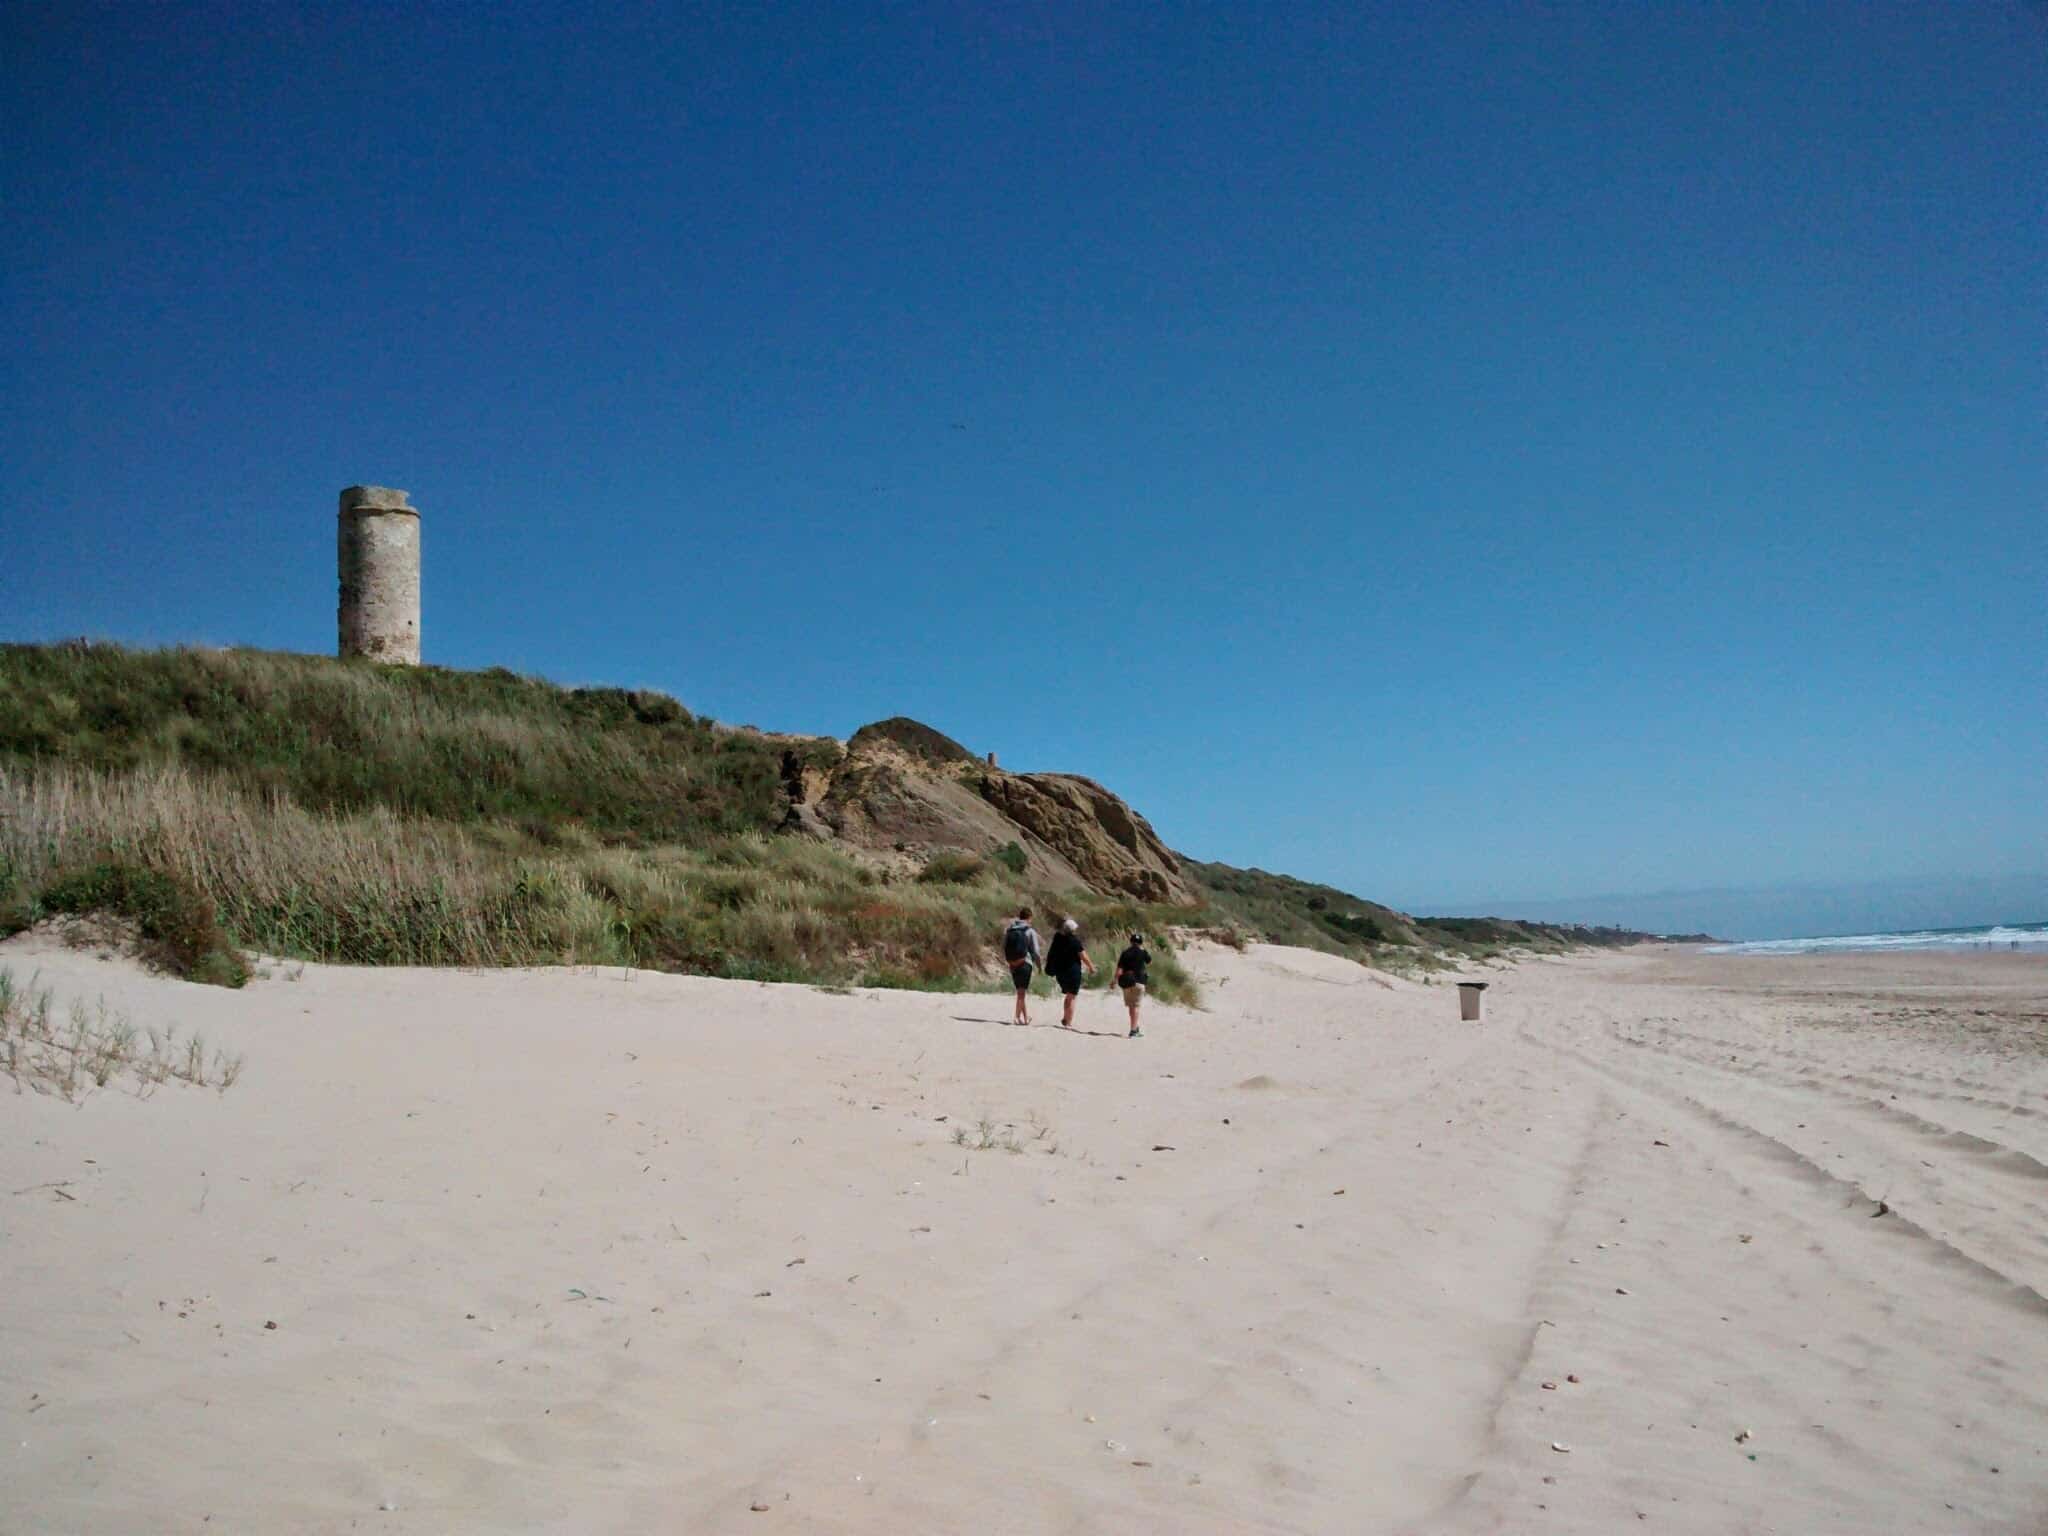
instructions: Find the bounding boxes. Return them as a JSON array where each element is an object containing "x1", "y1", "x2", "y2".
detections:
[{"x1": 4, "y1": 2, "x2": 2042, "y2": 937}]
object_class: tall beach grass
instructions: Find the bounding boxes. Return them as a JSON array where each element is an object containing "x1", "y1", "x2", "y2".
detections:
[{"x1": 0, "y1": 757, "x2": 1200, "y2": 1001}]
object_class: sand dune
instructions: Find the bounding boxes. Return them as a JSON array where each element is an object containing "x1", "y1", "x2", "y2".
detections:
[{"x1": 3, "y1": 936, "x2": 2043, "y2": 1533}]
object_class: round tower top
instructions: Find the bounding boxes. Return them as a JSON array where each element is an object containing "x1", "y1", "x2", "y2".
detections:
[{"x1": 339, "y1": 485, "x2": 416, "y2": 515}]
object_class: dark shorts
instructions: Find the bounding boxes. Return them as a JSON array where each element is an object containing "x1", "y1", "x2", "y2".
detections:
[
  {"x1": 1053, "y1": 966, "x2": 1084, "y2": 996},
  {"x1": 1010, "y1": 962, "x2": 1034, "y2": 990}
]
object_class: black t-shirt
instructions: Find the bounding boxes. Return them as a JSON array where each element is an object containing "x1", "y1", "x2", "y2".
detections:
[
  {"x1": 1045, "y1": 930, "x2": 1083, "y2": 973},
  {"x1": 1116, "y1": 945, "x2": 1151, "y2": 985}
]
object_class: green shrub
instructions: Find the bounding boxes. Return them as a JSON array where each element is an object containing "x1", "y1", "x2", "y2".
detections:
[
  {"x1": 1320, "y1": 909, "x2": 1394, "y2": 943},
  {"x1": 990, "y1": 841, "x2": 1028, "y2": 876},
  {"x1": 37, "y1": 860, "x2": 248, "y2": 987},
  {"x1": 189, "y1": 951, "x2": 251, "y2": 988},
  {"x1": 919, "y1": 851, "x2": 986, "y2": 884}
]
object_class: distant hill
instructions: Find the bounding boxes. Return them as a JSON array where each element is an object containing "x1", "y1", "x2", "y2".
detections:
[
  {"x1": 1181, "y1": 861, "x2": 1674, "y2": 961},
  {"x1": 0, "y1": 643, "x2": 1668, "y2": 993}
]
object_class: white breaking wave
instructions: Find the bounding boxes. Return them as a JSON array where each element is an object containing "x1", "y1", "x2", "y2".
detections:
[{"x1": 1704, "y1": 923, "x2": 2048, "y2": 956}]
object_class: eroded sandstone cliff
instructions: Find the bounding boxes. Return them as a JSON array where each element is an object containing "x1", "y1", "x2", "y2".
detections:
[{"x1": 782, "y1": 717, "x2": 1196, "y2": 904}]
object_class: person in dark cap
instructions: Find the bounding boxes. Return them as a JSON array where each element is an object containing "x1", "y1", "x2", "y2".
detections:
[
  {"x1": 1044, "y1": 917, "x2": 1097, "y2": 1029},
  {"x1": 1113, "y1": 932, "x2": 1152, "y2": 1039}
]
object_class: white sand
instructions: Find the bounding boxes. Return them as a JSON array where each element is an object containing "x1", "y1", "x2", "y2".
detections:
[{"x1": 3, "y1": 936, "x2": 2044, "y2": 1533}]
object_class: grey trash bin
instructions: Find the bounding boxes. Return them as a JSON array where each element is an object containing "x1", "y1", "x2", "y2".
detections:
[{"x1": 1457, "y1": 981, "x2": 1488, "y2": 1021}]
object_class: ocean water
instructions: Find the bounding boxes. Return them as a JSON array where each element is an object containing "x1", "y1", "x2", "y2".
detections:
[{"x1": 1704, "y1": 921, "x2": 2048, "y2": 956}]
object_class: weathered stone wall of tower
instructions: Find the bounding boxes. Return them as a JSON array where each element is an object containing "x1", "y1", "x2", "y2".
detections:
[{"x1": 337, "y1": 485, "x2": 421, "y2": 664}]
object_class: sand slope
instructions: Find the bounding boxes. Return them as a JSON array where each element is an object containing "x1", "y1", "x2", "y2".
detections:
[{"x1": 3, "y1": 937, "x2": 2043, "y2": 1533}]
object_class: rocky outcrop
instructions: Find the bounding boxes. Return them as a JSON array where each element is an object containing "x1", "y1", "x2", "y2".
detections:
[
  {"x1": 782, "y1": 718, "x2": 1198, "y2": 905},
  {"x1": 976, "y1": 772, "x2": 1193, "y2": 903},
  {"x1": 846, "y1": 717, "x2": 977, "y2": 766}
]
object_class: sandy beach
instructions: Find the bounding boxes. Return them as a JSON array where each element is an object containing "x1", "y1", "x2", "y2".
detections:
[{"x1": 3, "y1": 936, "x2": 2043, "y2": 1534}]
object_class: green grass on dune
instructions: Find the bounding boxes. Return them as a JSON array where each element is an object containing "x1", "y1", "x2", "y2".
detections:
[
  {"x1": 0, "y1": 641, "x2": 801, "y2": 844},
  {"x1": 0, "y1": 644, "x2": 1197, "y2": 999}
]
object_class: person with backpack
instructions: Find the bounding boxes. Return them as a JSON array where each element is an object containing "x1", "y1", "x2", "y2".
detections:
[
  {"x1": 1043, "y1": 917, "x2": 1096, "y2": 1030},
  {"x1": 1001, "y1": 908, "x2": 1042, "y2": 1025},
  {"x1": 1114, "y1": 932, "x2": 1152, "y2": 1038}
]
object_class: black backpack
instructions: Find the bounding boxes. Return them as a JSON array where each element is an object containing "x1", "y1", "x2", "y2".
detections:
[{"x1": 1003, "y1": 923, "x2": 1032, "y2": 963}]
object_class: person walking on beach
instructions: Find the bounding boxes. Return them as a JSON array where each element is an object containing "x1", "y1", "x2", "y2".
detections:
[
  {"x1": 1044, "y1": 917, "x2": 1097, "y2": 1030},
  {"x1": 1002, "y1": 907, "x2": 1042, "y2": 1025},
  {"x1": 1114, "y1": 932, "x2": 1152, "y2": 1039}
]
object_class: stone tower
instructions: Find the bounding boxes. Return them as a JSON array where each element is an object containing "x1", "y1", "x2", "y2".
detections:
[{"x1": 337, "y1": 485, "x2": 421, "y2": 664}]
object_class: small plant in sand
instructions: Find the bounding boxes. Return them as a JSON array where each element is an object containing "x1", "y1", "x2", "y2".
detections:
[
  {"x1": 950, "y1": 1112, "x2": 1058, "y2": 1155},
  {"x1": 951, "y1": 1115, "x2": 1023, "y2": 1154},
  {"x1": 0, "y1": 967, "x2": 245, "y2": 1101}
]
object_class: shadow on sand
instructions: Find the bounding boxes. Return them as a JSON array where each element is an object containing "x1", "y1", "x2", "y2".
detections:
[{"x1": 949, "y1": 1016, "x2": 1127, "y2": 1039}]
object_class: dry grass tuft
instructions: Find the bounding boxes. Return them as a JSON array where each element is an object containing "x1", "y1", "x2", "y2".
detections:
[
  {"x1": 950, "y1": 1112, "x2": 1058, "y2": 1155},
  {"x1": 951, "y1": 1115, "x2": 1022, "y2": 1154},
  {"x1": 0, "y1": 967, "x2": 244, "y2": 1100},
  {"x1": 0, "y1": 760, "x2": 1205, "y2": 1000}
]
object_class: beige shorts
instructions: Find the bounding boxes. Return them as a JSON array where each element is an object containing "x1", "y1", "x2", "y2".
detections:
[{"x1": 1122, "y1": 984, "x2": 1145, "y2": 1008}]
